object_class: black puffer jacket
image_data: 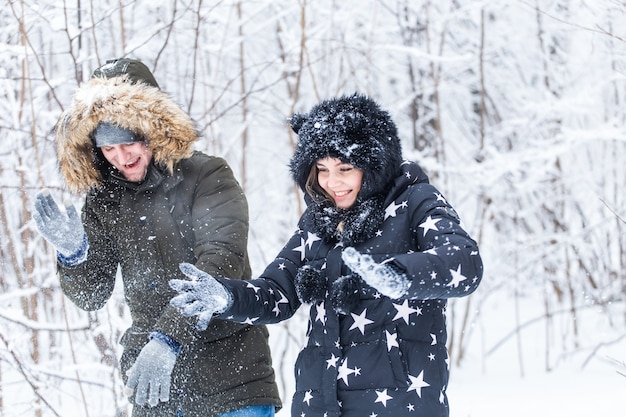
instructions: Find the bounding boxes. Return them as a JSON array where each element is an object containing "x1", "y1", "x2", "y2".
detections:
[
  {"x1": 54, "y1": 66, "x2": 281, "y2": 416},
  {"x1": 218, "y1": 161, "x2": 483, "y2": 417}
]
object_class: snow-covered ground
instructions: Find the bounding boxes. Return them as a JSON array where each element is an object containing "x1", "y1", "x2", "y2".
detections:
[{"x1": 451, "y1": 352, "x2": 626, "y2": 416}]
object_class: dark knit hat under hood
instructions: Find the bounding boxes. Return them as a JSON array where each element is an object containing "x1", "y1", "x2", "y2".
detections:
[{"x1": 289, "y1": 93, "x2": 403, "y2": 200}]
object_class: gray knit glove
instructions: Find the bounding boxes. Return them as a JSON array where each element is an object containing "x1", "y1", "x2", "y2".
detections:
[
  {"x1": 124, "y1": 338, "x2": 177, "y2": 407},
  {"x1": 169, "y1": 263, "x2": 233, "y2": 331},
  {"x1": 32, "y1": 191, "x2": 87, "y2": 259},
  {"x1": 341, "y1": 247, "x2": 410, "y2": 299}
]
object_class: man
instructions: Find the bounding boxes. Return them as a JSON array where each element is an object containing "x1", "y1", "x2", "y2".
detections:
[{"x1": 33, "y1": 58, "x2": 281, "y2": 417}]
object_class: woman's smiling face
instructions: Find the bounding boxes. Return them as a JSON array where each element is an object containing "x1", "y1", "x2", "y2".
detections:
[
  {"x1": 100, "y1": 142, "x2": 153, "y2": 182},
  {"x1": 316, "y1": 157, "x2": 363, "y2": 209}
]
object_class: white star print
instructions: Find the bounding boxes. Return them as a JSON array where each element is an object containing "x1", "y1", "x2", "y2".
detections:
[
  {"x1": 349, "y1": 309, "x2": 374, "y2": 334},
  {"x1": 392, "y1": 300, "x2": 421, "y2": 324},
  {"x1": 243, "y1": 317, "x2": 259, "y2": 325},
  {"x1": 326, "y1": 353, "x2": 339, "y2": 369},
  {"x1": 278, "y1": 262, "x2": 286, "y2": 270},
  {"x1": 419, "y1": 215, "x2": 441, "y2": 237},
  {"x1": 435, "y1": 192, "x2": 447, "y2": 204},
  {"x1": 446, "y1": 264, "x2": 468, "y2": 288},
  {"x1": 337, "y1": 358, "x2": 359, "y2": 385},
  {"x1": 407, "y1": 403, "x2": 415, "y2": 411},
  {"x1": 292, "y1": 237, "x2": 307, "y2": 261},
  {"x1": 303, "y1": 390, "x2": 313, "y2": 405},
  {"x1": 407, "y1": 370, "x2": 430, "y2": 398},
  {"x1": 384, "y1": 201, "x2": 403, "y2": 219},
  {"x1": 272, "y1": 291, "x2": 289, "y2": 316},
  {"x1": 315, "y1": 302, "x2": 327, "y2": 324},
  {"x1": 385, "y1": 330, "x2": 399, "y2": 351},
  {"x1": 430, "y1": 333, "x2": 437, "y2": 345},
  {"x1": 246, "y1": 282, "x2": 260, "y2": 293},
  {"x1": 374, "y1": 389, "x2": 393, "y2": 407},
  {"x1": 305, "y1": 232, "x2": 321, "y2": 249}
]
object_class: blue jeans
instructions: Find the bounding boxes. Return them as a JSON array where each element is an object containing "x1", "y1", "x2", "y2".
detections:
[{"x1": 216, "y1": 405, "x2": 275, "y2": 417}]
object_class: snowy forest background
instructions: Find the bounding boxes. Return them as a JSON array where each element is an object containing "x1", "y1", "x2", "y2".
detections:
[{"x1": 1, "y1": 0, "x2": 625, "y2": 416}]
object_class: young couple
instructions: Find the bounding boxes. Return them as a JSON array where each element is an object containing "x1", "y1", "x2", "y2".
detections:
[{"x1": 34, "y1": 58, "x2": 482, "y2": 417}]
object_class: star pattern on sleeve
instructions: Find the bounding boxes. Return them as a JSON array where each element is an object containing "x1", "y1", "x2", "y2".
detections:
[
  {"x1": 272, "y1": 290, "x2": 289, "y2": 316},
  {"x1": 243, "y1": 316, "x2": 259, "y2": 325},
  {"x1": 293, "y1": 237, "x2": 307, "y2": 261},
  {"x1": 419, "y1": 215, "x2": 441, "y2": 237},
  {"x1": 446, "y1": 264, "x2": 468, "y2": 288},
  {"x1": 246, "y1": 281, "x2": 261, "y2": 294}
]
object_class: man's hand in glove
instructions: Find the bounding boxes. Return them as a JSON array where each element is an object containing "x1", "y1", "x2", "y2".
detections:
[
  {"x1": 124, "y1": 337, "x2": 177, "y2": 407},
  {"x1": 32, "y1": 190, "x2": 87, "y2": 259},
  {"x1": 341, "y1": 247, "x2": 410, "y2": 299},
  {"x1": 169, "y1": 262, "x2": 233, "y2": 331}
]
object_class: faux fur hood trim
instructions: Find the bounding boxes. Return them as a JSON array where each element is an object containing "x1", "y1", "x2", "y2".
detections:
[{"x1": 55, "y1": 75, "x2": 198, "y2": 194}]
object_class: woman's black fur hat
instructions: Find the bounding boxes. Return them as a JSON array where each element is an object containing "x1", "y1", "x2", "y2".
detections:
[{"x1": 289, "y1": 93, "x2": 403, "y2": 200}]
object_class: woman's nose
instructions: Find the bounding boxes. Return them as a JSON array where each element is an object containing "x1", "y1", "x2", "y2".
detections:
[{"x1": 327, "y1": 173, "x2": 341, "y2": 187}]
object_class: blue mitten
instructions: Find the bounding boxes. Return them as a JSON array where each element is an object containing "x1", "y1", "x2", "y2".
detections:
[
  {"x1": 32, "y1": 191, "x2": 87, "y2": 260},
  {"x1": 341, "y1": 247, "x2": 410, "y2": 299},
  {"x1": 124, "y1": 337, "x2": 177, "y2": 407},
  {"x1": 169, "y1": 263, "x2": 233, "y2": 331}
]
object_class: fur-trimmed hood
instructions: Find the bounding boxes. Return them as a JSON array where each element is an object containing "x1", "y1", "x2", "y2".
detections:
[{"x1": 55, "y1": 75, "x2": 198, "y2": 194}]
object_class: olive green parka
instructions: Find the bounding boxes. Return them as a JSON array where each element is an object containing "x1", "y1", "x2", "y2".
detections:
[{"x1": 54, "y1": 70, "x2": 281, "y2": 416}]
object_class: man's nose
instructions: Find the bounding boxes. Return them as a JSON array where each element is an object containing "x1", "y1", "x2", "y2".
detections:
[{"x1": 115, "y1": 147, "x2": 132, "y2": 163}]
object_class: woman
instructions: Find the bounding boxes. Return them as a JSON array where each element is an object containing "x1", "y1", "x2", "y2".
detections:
[{"x1": 170, "y1": 93, "x2": 483, "y2": 417}]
